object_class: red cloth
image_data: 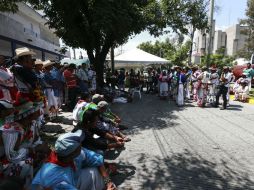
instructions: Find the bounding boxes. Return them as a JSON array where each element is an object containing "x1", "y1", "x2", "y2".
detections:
[
  {"x1": 14, "y1": 91, "x2": 33, "y2": 106},
  {"x1": 63, "y1": 70, "x2": 77, "y2": 88},
  {"x1": 47, "y1": 151, "x2": 76, "y2": 170}
]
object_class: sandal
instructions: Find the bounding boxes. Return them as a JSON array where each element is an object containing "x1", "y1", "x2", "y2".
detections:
[
  {"x1": 124, "y1": 137, "x2": 131, "y2": 142},
  {"x1": 105, "y1": 163, "x2": 118, "y2": 175}
]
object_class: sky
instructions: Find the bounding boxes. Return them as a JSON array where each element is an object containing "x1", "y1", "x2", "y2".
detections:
[
  {"x1": 116, "y1": 0, "x2": 248, "y2": 54},
  {"x1": 73, "y1": 0, "x2": 248, "y2": 58}
]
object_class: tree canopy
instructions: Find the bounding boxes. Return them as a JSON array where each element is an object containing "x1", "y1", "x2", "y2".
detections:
[
  {"x1": 201, "y1": 47, "x2": 235, "y2": 69},
  {"x1": 161, "y1": 0, "x2": 208, "y2": 65},
  {"x1": 27, "y1": 0, "x2": 166, "y2": 86},
  {"x1": 1, "y1": 0, "x2": 210, "y2": 86},
  {"x1": 138, "y1": 38, "x2": 191, "y2": 66},
  {"x1": 0, "y1": 0, "x2": 23, "y2": 12},
  {"x1": 238, "y1": 0, "x2": 254, "y2": 59}
]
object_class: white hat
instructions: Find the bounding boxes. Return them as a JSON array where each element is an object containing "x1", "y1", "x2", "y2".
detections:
[
  {"x1": 97, "y1": 101, "x2": 108, "y2": 108},
  {"x1": 35, "y1": 59, "x2": 43, "y2": 65},
  {"x1": 92, "y1": 94, "x2": 104, "y2": 104},
  {"x1": 0, "y1": 100, "x2": 13, "y2": 109},
  {"x1": 43, "y1": 60, "x2": 55, "y2": 68},
  {"x1": 15, "y1": 47, "x2": 36, "y2": 57}
]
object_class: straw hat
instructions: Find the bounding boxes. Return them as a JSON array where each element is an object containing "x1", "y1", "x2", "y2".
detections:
[
  {"x1": 35, "y1": 59, "x2": 43, "y2": 65},
  {"x1": 15, "y1": 47, "x2": 36, "y2": 57},
  {"x1": 43, "y1": 60, "x2": 55, "y2": 68}
]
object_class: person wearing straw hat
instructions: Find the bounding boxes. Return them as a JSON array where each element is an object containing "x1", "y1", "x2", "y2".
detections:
[
  {"x1": 34, "y1": 59, "x2": 44, "y2": 87},
  {"x1": 0, "y1": 100, "x2": 33, "y2": 187},
  {"x1": 196, "y1": 66, "x2": 210, "y2": 107},
  {"x1": 11, "y1": 47, "x2": 39, "y2": 104},
  {"x1": 238, "y1": 80, "x2": 249, "y2": 102},
  {"x1": 213, "y1": 66, "x2": 232, "y2": 110},
  {"x1": 176, "y1": 67, "x2": 186, "y2": 106},
  {"x1": 42, "y1": 60, "x2": 58, "y2": 118},
  {"x1": 50, "y1": 61, "x2": 65, "y2": 108},
  {"x1": 191, "y1": 65, "x2": 201, "y2": 101},
  {"x1": 207, "y1": 67, "x2": 219, "y2": 103}
]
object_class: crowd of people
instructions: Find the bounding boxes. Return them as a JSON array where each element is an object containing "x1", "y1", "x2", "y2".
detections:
[
  {"x1": 0, "y1": 47, "x2": 133, "y2": 190},
  {"x1": 0, "y1": 46, "x2": 253, "y2": 190},
  {"x1": 105, "y1": 64, "x2": 253, "y2": 109}
]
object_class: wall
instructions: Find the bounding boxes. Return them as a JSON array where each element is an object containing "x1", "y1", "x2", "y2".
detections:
[{"x1": 0, "y1": 3, "x2": 64, "y2": 59}]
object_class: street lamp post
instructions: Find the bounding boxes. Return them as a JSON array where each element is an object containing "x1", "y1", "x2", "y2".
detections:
[{"x1": 207, "y1": 0, "x2": 215, "y2": 68}]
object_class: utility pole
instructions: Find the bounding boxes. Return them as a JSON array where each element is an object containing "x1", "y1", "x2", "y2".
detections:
[{"x1": 206, "y1": 0, "x2": 215, "y2": 68}]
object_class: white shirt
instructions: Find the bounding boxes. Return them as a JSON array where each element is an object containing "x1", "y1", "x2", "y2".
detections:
[
  {"x1": 73, "y1": 101, "x2": 88, "y2": 121},
  {"x1": 210, "y1": 72, "x2": 219, "y2": 85},
  {"x1": 223, "y1": 72, "x2": 232, "y2": 87}
]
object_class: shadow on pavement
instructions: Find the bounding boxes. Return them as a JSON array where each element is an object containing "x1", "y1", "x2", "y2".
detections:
[
  {"x1": 111, "y1": 94, "x2": 186, "y2": 136},
  {"x1": 50, "y1": 115, "x2": 73, "y2": 125},
  {"x1": 137, "y1": 150, "x2": 254, "y2": 190},
  {"x1": 111, "y1": 161, "x2": 136, "y2": 187},
  {"x1": 105, "y1": 147, "x2": 126, "y2": 160},
  {"x1": 42, "y1": 124, "x2": 65, "y2": 133}
]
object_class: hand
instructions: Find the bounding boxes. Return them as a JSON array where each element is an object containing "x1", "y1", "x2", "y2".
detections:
[
  {"x1": 106, "y1": 182, "x2": 117, "y2": 190},
  {"x1": 115, "y1": 141, "x2": 124, "y2": 148},
  {"x1": 114, "y1": 136, "x2": 124, "y2": 143},
  {"x1": 114, "y1": 118, "x2": 121, "y2": 123}
]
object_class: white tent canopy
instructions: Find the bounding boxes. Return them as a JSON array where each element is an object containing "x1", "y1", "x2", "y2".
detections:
[{"x1": 114, "y1": 48, "x2": 169, "y2": 66}]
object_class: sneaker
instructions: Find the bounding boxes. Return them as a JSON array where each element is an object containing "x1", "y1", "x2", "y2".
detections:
[{"x1": 220, "y1": 107, "x2": 226, "y2": 110}]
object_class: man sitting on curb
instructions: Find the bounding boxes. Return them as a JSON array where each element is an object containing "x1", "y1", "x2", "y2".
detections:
[
  {"x1": 97, "y1": 101, "x2": 131, "y2": 142},
  {"x1": 74, "y1": 108, "x2": 125, "y2": 154},
  {"x1": 32, "y1": 130, "x2": 116, "y2": 190}
]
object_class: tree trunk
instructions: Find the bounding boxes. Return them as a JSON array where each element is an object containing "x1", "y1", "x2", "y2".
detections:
[
  {"x1": 86, "y1": 39, "x2": 112, "y2": 88},
  {"x1": 188, "y1": 28, "x2": 196, "y2": 66},
  {"x1": 87, "y1": 50, "x2": 110, "y2": 88},
  {"x1": 94, "y1": 56, "x2": 104, "y2": 88},
  {"x1": 111, "y1": 47, "x2": 115, "y2": 73}
]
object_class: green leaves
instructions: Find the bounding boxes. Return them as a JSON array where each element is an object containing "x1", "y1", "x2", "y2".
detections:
[
  {"x1": 161, "y1": 0, "x2": 208, "y2": 35},
  {"x1": 138, "y1": 38, "x2": 191, "y2": 66},
  {"x1": 0, "y1": 0, "x2": 23, "y2": 12},
  {"x1": 238, "y1": 0, "x2": 254, "y2": 59}
]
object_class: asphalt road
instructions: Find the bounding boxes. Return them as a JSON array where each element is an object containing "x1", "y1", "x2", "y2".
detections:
[{"x1": 109, "y1": 94, "x2": 254, "y2": 190}]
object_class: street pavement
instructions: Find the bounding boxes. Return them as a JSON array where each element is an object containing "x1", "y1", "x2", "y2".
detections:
[
  {"x1": 110, "y1": 94, "x2": 254, "y2": 190},
  {"x1": 45, "y1": 94, "x2": 254, "y2": 190}
]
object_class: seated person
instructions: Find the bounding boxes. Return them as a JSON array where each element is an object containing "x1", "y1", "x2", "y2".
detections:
[
  {"x1": 32, "y1": 131, "x2": 116, "y2": 190},
  {"x1": 238, "y1": 81, "x2": 249, "y2": 102},
  {"x1": 97, "y1": 101, "x2": 130, "y2": 142},
  {"x1": 92, "y1": 94, "x2": 127, "y2": 130},
  {"x1": 73, "y1": 92, "x2": 90, "y2": 126},
  {"x1": 92, "y1": 94, "x2": 104, "y2": 104},
  {"x1": 73, "y1": 109, "x2": 125, "y2": 153},
  {"x1": 0, "y1": 100, "x2": 33, "y2": 187}
]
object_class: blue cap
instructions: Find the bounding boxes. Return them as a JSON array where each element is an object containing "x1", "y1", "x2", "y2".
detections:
[{"x1": 55, "y1": 130, "x2": 84, "y2": 157}]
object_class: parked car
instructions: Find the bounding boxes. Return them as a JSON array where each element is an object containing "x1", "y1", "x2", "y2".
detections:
[{"x1": 233, "y1": 54, "x2": 254, "y2": 86}]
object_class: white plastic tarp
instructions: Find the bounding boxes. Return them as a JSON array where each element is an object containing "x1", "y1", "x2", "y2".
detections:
[
  {"x1": 114, "y1": 48, "x2": 169, "y2": 65},
  {"x1": 60, "y1": 58, "x2": 90, "y2": 66}
]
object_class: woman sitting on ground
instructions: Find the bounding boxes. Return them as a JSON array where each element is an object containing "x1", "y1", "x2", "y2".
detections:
[{"x1": 238, "y1": 81, "x2": 249, "y2": 102}]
